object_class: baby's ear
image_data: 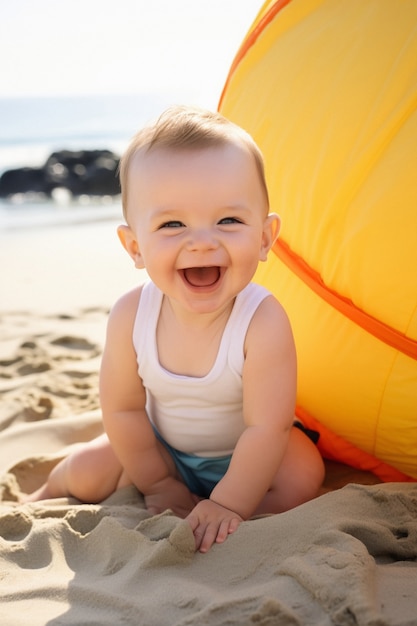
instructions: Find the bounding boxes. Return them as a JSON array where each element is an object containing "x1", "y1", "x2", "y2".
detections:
[
  {"x1": 117, "y1": 225, "x2": 145, "y2": 269},
  {"x1": 259, "y1": 213, "x2": 281, "y2": 261}
]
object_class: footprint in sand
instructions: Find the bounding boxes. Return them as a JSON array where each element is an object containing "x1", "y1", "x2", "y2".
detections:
[
  {"x1": 50, "y1": 335, "x2": 100, "y2": 356},
  {"x1": 0, "y1": 335, "x2": 100, "y2": 380},
  {"x1": 0, "y1": 332, "x2": 102, "y2": 423}
]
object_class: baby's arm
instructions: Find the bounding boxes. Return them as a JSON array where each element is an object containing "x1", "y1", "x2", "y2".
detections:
[
  {"x1": 100, "y1": 288, "x2": 196, "y2": 517},
  {"x1": 187, "y1": 296, "x2": 297, "y2": 551}
]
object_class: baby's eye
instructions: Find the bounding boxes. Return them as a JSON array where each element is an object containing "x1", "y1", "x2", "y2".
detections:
[
  {"x1": 159, "y1": 220, "x2": 185, "y2": 229},
  {"x1": 218, "y1": 217, "x2": 243, "y2": 225}
]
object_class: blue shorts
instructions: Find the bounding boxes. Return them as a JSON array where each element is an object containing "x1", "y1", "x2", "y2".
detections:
[
  {"x1": 153, "y1": 429, "x2": 231, "y2": 498},
  {"x1": 153, "y1": 422, "x2": 319, "y2": 499}
]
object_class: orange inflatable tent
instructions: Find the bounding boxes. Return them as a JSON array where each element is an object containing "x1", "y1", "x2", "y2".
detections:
[{"x1": 219, "y1": 0, "x2": 417, "y2": 480}]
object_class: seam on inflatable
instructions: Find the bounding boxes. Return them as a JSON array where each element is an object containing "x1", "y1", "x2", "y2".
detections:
[
  {"x1": 218, "y1": 0, "x2": 293, "y2": 109},
  {"x1": 273, "y1": 239, "x2": 417, "y2": 360}
]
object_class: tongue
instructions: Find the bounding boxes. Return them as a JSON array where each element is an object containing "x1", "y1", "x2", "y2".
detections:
[{"x1": 184, "y1": 267, "x2": 220, "y2": 287}]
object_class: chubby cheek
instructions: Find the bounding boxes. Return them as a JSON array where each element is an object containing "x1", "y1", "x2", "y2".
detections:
[
  {"x1": 142, "y1": 239, "x2": 178, "y2": 274},
  {"x1": 234, "y1": 231, "x2": 266, "y2": 261},
  {"x1": 229, "y1": 242, "x2": 261, "y2": 276}
]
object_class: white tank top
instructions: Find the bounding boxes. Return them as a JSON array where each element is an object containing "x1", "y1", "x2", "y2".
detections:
[{"x1": 133, "y1": 281, "x2": 271, "y2": 457}]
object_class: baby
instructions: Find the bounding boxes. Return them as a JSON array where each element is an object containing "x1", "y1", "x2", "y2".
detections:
[{"x1": 26, "y1": 106, "x2": 324, "y2": 552}]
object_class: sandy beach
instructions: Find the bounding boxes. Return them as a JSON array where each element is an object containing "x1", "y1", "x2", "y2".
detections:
[{"x1": 1, "y1": 214, "x2": 416, "y2": 625}]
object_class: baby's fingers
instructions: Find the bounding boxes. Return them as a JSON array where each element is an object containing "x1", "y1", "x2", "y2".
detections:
[
  {"x1": 198, "y1": 518, "x2": 241, "y2": 553},
  {"x1": 196, "y1": 523, "x2": 217, "y2": 553},
  {"x1": 187, "y1": 515, "x2": 218, "y2": 553},
  {"x1": 186, "y1": 501, "x2": 243, "y2": 552},
  {"x1": 215, "y1": 517, "x2": 240, "y2": 544}
]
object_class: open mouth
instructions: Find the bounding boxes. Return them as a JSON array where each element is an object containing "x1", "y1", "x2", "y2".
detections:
[{"x1": 181, "y1": 266, "x2": 221, "y2": 288}]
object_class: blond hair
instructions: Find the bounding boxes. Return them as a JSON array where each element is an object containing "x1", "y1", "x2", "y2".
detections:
[{"x1": 119, "y1": 105, "x2": 269, "y2": 220}]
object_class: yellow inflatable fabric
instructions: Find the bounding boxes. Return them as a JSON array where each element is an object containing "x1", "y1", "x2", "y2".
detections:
[{"x1": 219, "y1": 0, "x2": 417, "y2": 479}]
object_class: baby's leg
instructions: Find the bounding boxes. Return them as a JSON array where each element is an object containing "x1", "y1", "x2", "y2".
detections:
[
  {"x1": 24, "y1": 434, "x2": 124, "y2": 503},
  {"x1": 255, "y1": 426, "x2": 325, "y2": 515}
]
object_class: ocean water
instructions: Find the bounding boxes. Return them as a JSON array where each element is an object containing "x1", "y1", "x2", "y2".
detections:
[{"x1": 0, "y1": 92, "x2": 183, "y2": 232}]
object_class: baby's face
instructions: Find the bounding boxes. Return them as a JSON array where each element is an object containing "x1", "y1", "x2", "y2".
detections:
[{"x1": 123, "y1": 143, "x2": 278, "y2": 314}]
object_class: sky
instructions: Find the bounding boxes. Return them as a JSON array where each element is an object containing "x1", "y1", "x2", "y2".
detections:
[{"x1": 0, "y1": 0, "x2": 263, "y2": 107}]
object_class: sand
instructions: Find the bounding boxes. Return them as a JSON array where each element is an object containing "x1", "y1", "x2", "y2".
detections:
[{"x1": 1, "y1": 215, "x2": 416, "y2": 625}]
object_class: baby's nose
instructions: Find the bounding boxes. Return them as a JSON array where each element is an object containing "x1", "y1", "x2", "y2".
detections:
[{"x1": 186, "y1": 228, "x2": 218, "y2": 251}]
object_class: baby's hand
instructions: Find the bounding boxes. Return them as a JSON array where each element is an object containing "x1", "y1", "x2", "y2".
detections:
[
  {"x1": 186, "y1": 499, "x2": 243, "y2": 553},
  {"x1": 145, "y1": 477, "x2": 199, "y2": 519}
]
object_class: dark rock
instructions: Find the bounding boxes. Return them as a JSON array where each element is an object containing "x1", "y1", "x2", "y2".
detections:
[
  {"x1": 0, "y1": 166, "x2": 53, "y2": 197},
  {"x1": 0, "y1": 149, "x2": 121, "y2": 199}
]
